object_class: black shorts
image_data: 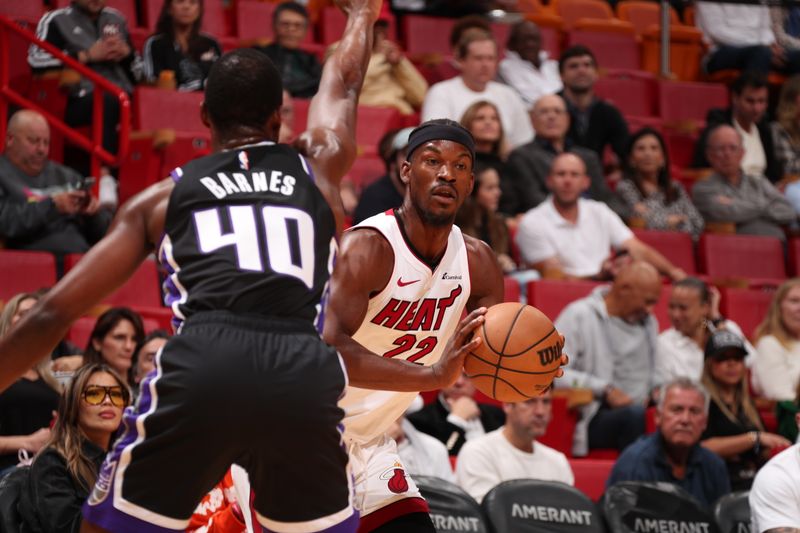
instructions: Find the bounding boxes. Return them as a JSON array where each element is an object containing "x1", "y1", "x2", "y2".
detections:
[{"x1": 83, "y1": 311, "x2": 357, "y2": 532}]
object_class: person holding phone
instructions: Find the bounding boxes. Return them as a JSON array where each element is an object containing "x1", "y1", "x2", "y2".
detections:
[{"x1": 0, "y1": 110, "x2": 112, "y2": 259}]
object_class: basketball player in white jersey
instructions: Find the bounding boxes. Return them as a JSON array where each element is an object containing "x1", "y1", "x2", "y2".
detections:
[{"x1": 323, "y1": 120, "x2": 567, "y2": 532}]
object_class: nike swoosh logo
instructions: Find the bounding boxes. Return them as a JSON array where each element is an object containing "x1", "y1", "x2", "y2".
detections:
[{"x1": 397, "y1": 278, "x2": 420, "y2": 287}]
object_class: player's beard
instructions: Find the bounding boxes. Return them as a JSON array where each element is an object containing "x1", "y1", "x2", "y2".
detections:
[{"x1": 415, "y1": 203, "x2": 456, "y2": 227}]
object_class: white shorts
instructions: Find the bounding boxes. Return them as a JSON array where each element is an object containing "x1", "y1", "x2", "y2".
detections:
[{"x1": 347, "y1": 434, "x2": 427, "y2": 520}]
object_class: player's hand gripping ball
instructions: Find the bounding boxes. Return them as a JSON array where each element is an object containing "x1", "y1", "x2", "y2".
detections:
[{"x1": 465, "y1": 303, "x2": 564, "y2": 402}]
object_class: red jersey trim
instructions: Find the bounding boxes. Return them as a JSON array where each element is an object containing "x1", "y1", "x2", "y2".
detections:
[{"x1": 356, "y1": 497, "x2": 430, "y2": 532}]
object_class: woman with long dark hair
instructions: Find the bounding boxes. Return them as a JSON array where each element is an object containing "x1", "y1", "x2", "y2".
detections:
[
  {"x1": 143, "y1": 0, "x2": 222, "y2": 91},
  {"x1": 18, "y1": 363, "x2": 130, "y2": 532},
  {"x1": 83, "y1": 307, "x2": 145, "y2": 386},
  {"x1": 616, "y1": 127, "x2": 704, "y2": 238}
]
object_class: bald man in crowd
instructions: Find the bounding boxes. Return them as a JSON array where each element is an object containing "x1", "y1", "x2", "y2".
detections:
[
  {"x1": 0, "y1": 110, "x2": 111, "y2": 255},
  {"x1": 554, "y1": 261, "x2": 662, "y2": 456},
  {"x1": 692, "y1": 124, "x2": 795, "y2": 240}
]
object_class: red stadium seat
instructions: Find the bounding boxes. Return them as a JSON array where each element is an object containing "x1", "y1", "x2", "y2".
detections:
[
  {"x1": 356, "y1": 106, "x2": 404, "y2": 155},
  {"x1": 402, "y1": 14, "x2": 455, "y2": 57},
  {"x1": 719, "y1": 287, "x2": 775, "y2": 340},
  {"x1": 68, "y1": 315, "x2": 162, "y2": 350},
  {"x1": 538, "y1": 395, "x2": 575, "y2": 456},
  {"x1": 527, "y1": 279, "x2": 603, "y2": 322},
  {"x1": 631, "y1": 229, "x2": 696, "y2": 274},
  {"x1": 133, "y1": 87, "x2": 206, "y2": 132},
  {"x1": 0, "y1": 250, "x2": 57, "y2": 303},
  {"x1": 659, "y1": 80, "x2": 728, "y2": 124},
  {"x1": 54, "y1": 0, "x2": 137, "y2": 25},
  {"x1": 568, "y1": 458, "x2": 615, "y2": 501},
  {"x1": 344, "y1": 155, "x2": 385, "y2": 190},
  {"x1": 203, "y1": 0, "x2": 231, "y2": 37},
  {"x1": 788, "y1": 238, "x2": 800, "y2": 277},
  {"x1": 566, "y1": 21, "x2": 640, "y2": 70},
  {"x1": 697, "y1": 234, "x2": 786, "y2": 287},
  {"x1": 64, "y1": 255, "x2": 162, "y2": 308},
  {"x1": 594, "y1": 70, "x2": 658, "y2": 118},
  {"x1": 236, "y1": 0, "x2": 277, "y2": 41},
  {"x1": 503, "y1": 277, "x2": 521, "y2": 303},
  {"x1": 616, "y1": 1, "x2": 679, "y2": 36},
  {"x1": 0, "y1": 0, "x2": 44, "y2": 20},
  {"x1": 663, "y1": 129, "x2": 699, "y2": 170},
  {"x1": 556, "y1": 0, "x2": 614, "y2": 28},
  {"x1": 7, "y1": 18, "x2": 37, "y2": 97},
  {"x1": 653, "y1": 284, "x2": 673, "y2": 332}
]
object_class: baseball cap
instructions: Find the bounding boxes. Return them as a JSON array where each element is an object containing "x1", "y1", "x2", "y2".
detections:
[{"x1": 704, "y1": 329, "x2": 748, "y2": 360}]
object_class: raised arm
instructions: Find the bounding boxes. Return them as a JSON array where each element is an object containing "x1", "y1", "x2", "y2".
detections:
[{"x1": 0, "y1": 180, "x2": 172, "y2": 392}]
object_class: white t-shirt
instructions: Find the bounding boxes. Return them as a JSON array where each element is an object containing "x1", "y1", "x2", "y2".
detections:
[
  {"x1": 421, "y1": 76, "x2": 534, "y2": 149},
  {"x1": 396, "y1": 419, "x2": 455, "y2": 483},
  {"x1": 655, "y1": 321, "x2": 756, "y2": 386},
  {"x1": 753, "y1": 335, "x2": 800, "y2": 401},
  {"x1": 733, "y1": 119, "x2": 767, "y2": 178},
  {"x1": 456, "y1": 428, "x2": 574, "y2": 503},
  {"x1": 515, "y1": 197, "x2": 633, "y2": 278},
  {"x1": 498, "y1": 50, "x2": 563, "y2": 110},
  {"x1": 750, "y1": 444, "x2": 800, "y2": 532}
]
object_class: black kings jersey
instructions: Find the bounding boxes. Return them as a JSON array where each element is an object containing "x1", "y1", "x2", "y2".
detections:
[{"x1": 159, "y1": 141, "x2": 336, "y2": 330}]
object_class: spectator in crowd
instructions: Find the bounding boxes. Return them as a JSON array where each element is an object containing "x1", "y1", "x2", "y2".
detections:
[
  {"x1": 515, "y1": 153, "x2": 686, "y2": 280},
  {"x1": 749, "y1": 441, "x2": 800, "y2": 533},
  {"x1": 693, "y1": 73, "x2": 781, "y2": 183},
  {"x1": 387, "y1": 398, "x2": 455, "y2": 483},
  {"x1": 753, "y1": 279, "x2": 800, "y2": 402},
  {"x1": 455, "y1": 389, "x2": 573, "y2": 503},
  {"x1": 17, "y1": 363, "x2": 130, "y2": 533},
  {"x1": 696, "y1": 0, "x2": 800, "y2": 75},
  {"x1": 692, "y1": 124, "x2": 796, "y2": 240},
  {"x1": 701, "y1": 329, "x2": 791, "y2": 491},
  {"x1": 771, "y1": 76, "x2": 800, "y2": 214},
  {"x1": 455, "y1": 161, "x2": 515, "y2": 273},
  {"x1": 28, "y1": 0, "x2": 141, "y2": 165},
  {"x1": 558, "y1": 45, "x2": 629, "y2": 161},
  {"x1": 352, "y1": 127, "x2": 411, "y2": 224},
  {"x1": 656, "y1": 278, "x2": 756, "y2": 387},
  {"x1": 606, "y1": 378, "x2": 731, "y2": 509},
  {"x1": 0, "y1": 293, "x2": 61, "y2": 475},
  {"x1": 391, "y1": 0, "x2": 515, "y2": 16},
  {"x1": 616, "y1": 128, "x2": 704, "y2": 239},
  {"x1": 422, "y1": 30, "x2": 534, "y2": 149},
  {"x1": 253, "y1": 2, "x2": 321, "y2": 98},
  {"x1": 499, "y1": 20, "x2": 562, "y2": 110},
  {"x1": 448, "y1": 15, "x2": 492, "y2": 55},
  {"x1": 506, "y1": 94, "x2": 626, "y2": 217},
  {"x1": 83, "y1": 307, "x2": 145, "y2": 386},
  {"x1": 771, "y1": 3, "x2": 800, "y2": 59},
  {"x1": 776, "y1": 381, "x2": 800, "y2": 443},
  {"x1": 407, "y1": 372, "x2": 505, "y2": 457},
  {"x1": 0, "y1": 110, "x2": 112, "y2": 257},
  {"x1": 143, "y1": 0, "x2": 222, "y2": 91},
  {"x1": 131, "y1": 330, "x2": 169, "y2": 387},
  {"x1": 554, "y1": 261, "x2": 661, "y2": 456},
  {"x1": 329, "y1": 5, "x2": 427, "y2": 114}
]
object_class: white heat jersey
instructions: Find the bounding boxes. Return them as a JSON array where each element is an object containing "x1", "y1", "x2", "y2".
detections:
[{"x1": 340, "y1": 211, "x2": 471, "y2": 444}]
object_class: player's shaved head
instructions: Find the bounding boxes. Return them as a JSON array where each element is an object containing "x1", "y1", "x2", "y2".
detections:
[{"x1": 203, "y1": 49, "x2": 283, "y2": 140}]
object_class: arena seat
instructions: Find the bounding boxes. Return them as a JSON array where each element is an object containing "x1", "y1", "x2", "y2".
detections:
[
  {"x1": 653, "y1": 284, "x2": 672, "y2": 332},
  {"x1": 659, "y1": 80, "x2": 729, "y2": 123},
  {"x1": 64, "y1": 255, "x2": 163, "y2": 309},
  {"x1": 556, "y1": 0, "x2": 614, "y2": 28},
  {"x1": 788, "y1": 238, "x2": 800, "y2": 277},
  {"x1": 414, "y1": 476, "x2": 489, "y2": 533},
  {"x1": 631, "y1": 229, "x2": 696, "y2": 274},
  {"x1": 568, "y1": 459, "x2": 615, "y2": 502},
  {"x1": 355, "y1": 106, "x2": 404, "y2": 155},
  {"x1": 602, "y1": 482, "x2": 717, "y2": 533},
  {"x1": 594, "y1": 70, "x2": 658, "y2": 118},
  {"x1": 566, "y1": 20, "x2": 640, "y2": 70},
  {"x1": 503, "y1": 277, "x2": 520, "y2": 303},
  {"x1": 133, "y1": 87, "x2": 206, "y2": 132},
  {"x1": 527, "y1": 280, "x2": 603, "y2": 322},
  {"x1": 538, "y1": 395, "x2": 575, "y2": 456},
  {"x1": 713, "y1": 491, "x2": 751, "y2": 533},
  {"x1": 483, "y1": 480, "x2": 604, "y2": 532},
  {"x1": 344, "y1": 155, "x2": 385, "y2": 190},
  {"x1": 697, "y1": 234, "x2": 786, "y2": 287},
  {"x1": 664, "y1": 128, "x2": 700, "y2": 169},
  {"x1": 236, "y1": 1, "x2": 277, "y2": 42},
  {"x1": 6, "y1": 18, "x2": 37, "y2": 97},
  {"x1": 0, "y1": 0, "x2": 44, "y2": 20},
  {"x1": 202, "y1": 0, "x2": 231, "y2": 37},
  {"x1": 402, "y1": 14, "x2": 455, "y2": 57},
  {"x1": 719, "y1": 287, "x2": 774, "y2": 340},
  {"x1": 641, "y1": 25, "x2": 704, "y2": 81},
  {"x1": 0, "y1": 250, "x2": 57, "y2": 303},
  {"x1": 68, "y1": 315, "x2": 162, "y2": 350},
  {"x1": 616, "y1": 1, "x2": 679, "y2": 36}
]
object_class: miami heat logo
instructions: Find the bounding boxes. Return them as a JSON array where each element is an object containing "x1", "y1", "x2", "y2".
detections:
[{"x1": 379, "y1": 462, "x2": 409, "y2": 494}]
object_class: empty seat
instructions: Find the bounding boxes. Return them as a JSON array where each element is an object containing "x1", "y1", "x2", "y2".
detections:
[
  {"x1": 616, "y1": 1, "x2": 679, "y2": 36},
  {"x1": 568, "y1": 459, "x2": 615, "y2": 502},
  {"x1": 65, "y1": 255, "x2": 162, "y2": 308},
  {"x1": 402, "y1": 14, "x2": 455, "y2": 57},
  {"x1": 556, "y1": 0, "x2": 614, "y2": 28},
  {"x1": 653, "y1": 284, "x2": 673, "y2": 332},
  {"x1": 414, "y1": 476, "x2": 490, "y2": 533},
  {"x1": 713, "y1": 491, "x2": 751, "y2": 533},
  {"x1": 594, "y1": 70, "x2": 658, "y2": 118},
  {"x1": 642, "y1": 25, "x2": 704, "y2": 81},
  {"x1": 133, "y1": 87, "x2": 206, "y2": 132},
  {"x1": 203, "y1": 0, "x2": 230, "y2": 37},
  {"x1": 356, "y1": 106, "x2": 404, "y2": 155},
  {"x1": 0, "y1": 250, "x2": 57, "y2": 303},
  {"x1": 68, "y1": 315, "x2": 162, "y2": 350},
  {"x1": 503, "y1": 277, "x2": 520, "y2": 303},
  {"x1": 632, "y1": 229, "x2": 696, "y2": 274},
  {"x1": 483, "y1": 479, "x2": 604, "y2": 532},
  {"x1": 0, "y1": 0, "x2": 43, "y2": 20},
  {"x1": 567, "y1": 20, "x2": 640, "y2": 70},
  {"x1": 788, "y1": 238, "x2": 800, "y2": 276},
  {"x1": 664, "y1": 128, "x2": 700, "y2": 169},
  {"x1": 697, "y1": 234, "x2": 785, "y2": 285},
  {"x1": 344, "y1": 155, "x2": 384, "y2": 190},
  {"x1": 659, "y1": 80, "x2": 728, "y2": 123},
  {"x1": 719, "y1": 287, "x2": 774, "y2": 340},
  {"x1": 236, "y1": 0, "x2": 276, "y2": 41},
  {"x1": 602, "y1": 481, "x2": 717, "y2": 533},
  {"x1": 537, "y1": 395, "x2": 575, "y2": 456},
  {"x1": 527, "y1": 280, "x2": 602, "y2": 322}
]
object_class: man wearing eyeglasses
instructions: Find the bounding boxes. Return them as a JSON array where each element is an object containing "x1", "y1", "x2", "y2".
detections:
[{"x1": 692, "y1": 124, "x2": 795, "y2": 241}]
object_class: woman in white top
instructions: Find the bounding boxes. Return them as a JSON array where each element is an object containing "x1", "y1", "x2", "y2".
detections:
[
  {"x1": 753, "y1": 278, "x2": 800, "y2": 401},
  {"x1": 655, "y1": 277, "x2": 757, "y2": 387}
]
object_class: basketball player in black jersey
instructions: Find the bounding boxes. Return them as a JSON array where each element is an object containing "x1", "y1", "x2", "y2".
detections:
[{"x1": 0, "y1": 0, "x2": 471, "y2": 531}]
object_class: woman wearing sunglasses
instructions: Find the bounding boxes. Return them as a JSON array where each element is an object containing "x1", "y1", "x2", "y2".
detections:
[
  {"x1": 17, "y1": 364, "x2": 130, "y2": 533},
  {"x1": 701, "y1": 330, "x2": 791, "y2": 491}
]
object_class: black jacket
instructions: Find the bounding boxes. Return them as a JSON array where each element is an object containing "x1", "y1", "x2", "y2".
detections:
[
  {"x1": 407, "y1": 397, "x2": 505, "y2": 456},
  {"x1": 560, "y1": 91, "x2": 630, "y2": 162},
  {"x1": 691, "y1": 107, "x2": 782, "y2": 183}
]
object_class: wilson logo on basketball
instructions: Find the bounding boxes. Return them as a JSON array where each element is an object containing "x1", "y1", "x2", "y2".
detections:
[{"x1": 537, "y1": 344, "x2": 561, "y2": 366}]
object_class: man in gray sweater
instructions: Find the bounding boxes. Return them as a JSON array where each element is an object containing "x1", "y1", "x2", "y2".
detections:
[
  {"x1": 692, "y1": 124, "x2": 795, "y2": 240},
  {"x1": 0, "y1": 110, "x2": 111, "y2": 255}
]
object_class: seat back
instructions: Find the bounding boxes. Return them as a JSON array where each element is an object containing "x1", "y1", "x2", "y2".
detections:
[
  {"x1": 557, "y1": 0, "x2": 614, "y2": 28},
  {"x1": 65, "y1": 255, "x2": 162, "y2": 308},
  {"x1": 402, "y1": 14, "x2": 456, "y2": 57},
  {"x1": 236, "y1": 0, "x2": 277, "y2": 41},
  {"x1": 602, "y1": 481, "x2": 720, "y2": 533},
  {"x1": 631, "y1": 229, "x2": 696, "y2": 274},
  {"x1": 0, "y1": 251, "x2": 57, "y2": 303},
  {"x1": 414, "y1": 476, "x2": 490, "y2": 533},
  {"x1": 616, "y1": 1, "x2": 679, "y2": 35},
  {"x1": 697, "y1": 234, "x2": 785, "y2": 281},
  {"x1": 568, "y1": 459, "x2": 615, "y2": 502},
  {"x1": 527, "y1": 280, "x2": 602, "y2": 322},
  {"x1": 203, "y1": 0, "x2": 229, "y2": 36},
  {"x1": 503, "y1": 277, "x2": 521, "y2": 303},
  {"x1": 355, "y1": 106, "x2": 404, "y2": 155},
  {"x1": 659, "y1": 80, "x2": 728, "y2": 123},
  {"x1": 641, "y1": 25, "x2": 703, "y2": 81},
  {"x1": 483, "y1": 479, "x2": 604, "y2": 532},
  {"x1": 566, "y1": 22, "x2": 639, "y2": 70},
  {"x1": 713, "y1": 491, "x2": 751, "y2": 533},
  {"x1": 788, "y1": 238, "x2": 800, "y2": 276},
  {"x1": 134, "y1": 87, "x2": 206, "y2": 132},
  {"x1": 594, "y1": 71, "x2": 658, "y2": 118},
  {"x1": 719, "y1": 288, "x2": 774, "y2": 340}
]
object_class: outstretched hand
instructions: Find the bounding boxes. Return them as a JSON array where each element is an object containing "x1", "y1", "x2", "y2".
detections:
[
  {"x1": 431, "y1": 307, "x2": 486, "y2": 389},
  {"x1": 334, "y1": 0, "x2": 383, "y2": 19}
]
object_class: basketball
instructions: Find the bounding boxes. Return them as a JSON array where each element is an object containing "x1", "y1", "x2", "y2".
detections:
[{"x1": 464, "y1": 302, "x2": 564, "y2": 402}]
